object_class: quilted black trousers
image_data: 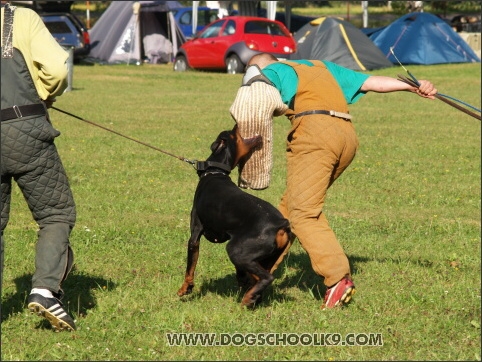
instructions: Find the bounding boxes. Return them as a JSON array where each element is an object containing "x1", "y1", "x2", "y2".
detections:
[{"x1": 1, "y1": 116, "x2": 76, "y2": 295}]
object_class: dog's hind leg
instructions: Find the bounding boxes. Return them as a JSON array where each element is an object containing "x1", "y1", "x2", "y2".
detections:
[
  {"x1": 235, "y1": 267, "x2": 256, "y2": 290},
  {"x1": 240, "y1": 265, "x2": 274, "y2": 308},
  {"x1": 227, "y1": 236, "x2": 280, "y2": 308}
]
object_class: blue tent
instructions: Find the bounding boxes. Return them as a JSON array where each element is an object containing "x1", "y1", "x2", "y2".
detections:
[{"x1": 368, "y1": 12, "x2": 480, "y2": 65}]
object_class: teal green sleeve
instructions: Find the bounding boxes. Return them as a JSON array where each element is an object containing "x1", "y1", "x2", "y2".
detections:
[
  {"x1": 262, "y1": 60, "x2": 370, "y2": 106},
  {"x1": 262, "y1": 62, "x2": 302, "y2": 106},
  {"x1": 323, "y1": 61, "x2": 370, "y2": 104}
]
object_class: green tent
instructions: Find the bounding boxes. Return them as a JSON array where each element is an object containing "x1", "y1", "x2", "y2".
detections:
[{"x1": 290, "y1": 17, "x2": 393, "y2": 71}]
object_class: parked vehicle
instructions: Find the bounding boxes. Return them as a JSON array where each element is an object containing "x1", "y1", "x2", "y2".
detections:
[
  {"x1": 40, "y1": 12, "x2": 90, "y2": 62},
  {"x1": 172, "y1": 6, "x2": 220, "y2": 38},
  {"x1": 173, "y1": 16, "x2": 296, "y2": 74}
]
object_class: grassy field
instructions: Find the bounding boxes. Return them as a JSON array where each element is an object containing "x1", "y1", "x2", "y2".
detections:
[{"x1": 1, "y1": 62, "x2": 480, "y2": 361}]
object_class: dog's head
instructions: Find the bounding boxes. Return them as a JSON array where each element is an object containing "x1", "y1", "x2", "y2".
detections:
[{"x1": 208, "y1": 125, "x2": 262, "y2": 171}]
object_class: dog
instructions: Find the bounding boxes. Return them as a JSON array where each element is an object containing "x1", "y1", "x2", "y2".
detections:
[{"x1": 177, "y1": 126, "x2": 291, "y2": 308}]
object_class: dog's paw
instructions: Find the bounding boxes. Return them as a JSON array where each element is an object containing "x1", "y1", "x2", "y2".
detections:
[
  {"x1": 241, "y1": 293, "x2": 262, "y2": 309},
  {"x1": 177, "y1": 284, "x2": 194, "y2": 296}
]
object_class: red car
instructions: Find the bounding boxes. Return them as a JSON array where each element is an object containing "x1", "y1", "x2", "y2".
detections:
[{"x1": 173, "y1": 16, "x2": 296, "y2": 74}]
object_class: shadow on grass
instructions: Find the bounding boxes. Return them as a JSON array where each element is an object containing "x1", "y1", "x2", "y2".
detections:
[
  {"x1": 177, "y1": 248, "x2": 439, "y2": 309},
  {"x1": 1, "y1": 269, "x2": 116, "y2": 329},
  {"x1": 192, "y1": 250, "x2": 371, "y2": 307}
]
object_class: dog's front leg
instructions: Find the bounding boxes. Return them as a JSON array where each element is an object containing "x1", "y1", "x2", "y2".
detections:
[
  {"x1": 177, "y1": 235, "x2": 200, "y2": 296},
  {"x1": 177, "y1": 216, "x2": 203, "y2": 296}
]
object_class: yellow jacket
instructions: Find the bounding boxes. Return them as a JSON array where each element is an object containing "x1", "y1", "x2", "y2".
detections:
[{"x1": 1, "y1": 5, "x2": 68, "y2": 100}]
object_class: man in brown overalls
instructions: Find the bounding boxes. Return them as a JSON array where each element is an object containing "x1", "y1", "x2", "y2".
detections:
[{"x1": 232, "y1": 53, "x2": 437, "y2": 309}]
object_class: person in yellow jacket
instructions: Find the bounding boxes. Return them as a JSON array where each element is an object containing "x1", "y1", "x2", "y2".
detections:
[
  {"x1": 236, "y1": 53, "x2": 437, "y2": 309},
  {"x1": 1, "y1": 2, "x2": 76, "y2": 331}
]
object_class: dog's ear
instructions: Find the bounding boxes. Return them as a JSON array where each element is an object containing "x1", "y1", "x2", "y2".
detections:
[{"x1": 232, "y1": 127, "x2": 262, "y2": 168}]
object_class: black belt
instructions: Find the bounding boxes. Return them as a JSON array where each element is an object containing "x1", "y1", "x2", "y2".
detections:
[
  {"x1": 1, "y1": 104, "x2": 46, "y2": 122},
  {"x1": 292, "y1": 109, "x2": 352, "y2": 120}
]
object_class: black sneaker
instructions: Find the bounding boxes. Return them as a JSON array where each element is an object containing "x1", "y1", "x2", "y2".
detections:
[{"x1": 28, "y1": 293, "x2": 76, "y2": 332}]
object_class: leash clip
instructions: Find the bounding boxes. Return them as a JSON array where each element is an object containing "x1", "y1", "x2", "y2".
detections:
[{"x1": 195, "y1": 161, "x2": 207, "y2": 171}]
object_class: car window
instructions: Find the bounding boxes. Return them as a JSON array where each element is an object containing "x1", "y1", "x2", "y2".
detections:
[
  {"x1": 179, "y1": 11, "x2": 192, "y2": 26},
  {"x1": 43, "y1": 21, "x2": 73, "y2": 34},
  {"x1": 199, "y1": 20, "x2": 224, "y2": 38},
  {"x1": 199, "y1": 9, "x2": 219, "y2": 26},
  {"x1": 66, "y1": 14, "x2": 84, "y2": 31},
  {"x1": 222, "y1": 19, "x2": 236, "y2": 36},
  {"x1": 245, "y1": 21, "x2": 286, "y2": 36}
]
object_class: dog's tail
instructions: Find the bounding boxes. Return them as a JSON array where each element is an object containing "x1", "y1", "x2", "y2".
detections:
[
  {"x1": 268, "y1": 221, "x2": 294, "y2": 274},
  {"x1": 275, "y1": 224, "x2": 291, "y2": 250}
]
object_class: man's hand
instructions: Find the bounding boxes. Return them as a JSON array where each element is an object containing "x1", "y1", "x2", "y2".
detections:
[
  {"x1": 44, "y1": 99, "x2": 56, "y2": 108},
  {"x1": 415, "y1": 80, "x2": 437, "y2": 99}
]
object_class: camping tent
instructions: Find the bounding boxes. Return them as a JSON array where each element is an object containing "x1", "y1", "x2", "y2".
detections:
[
  {"x1": 290, "y1": 17, "x2": 393, "y2": 71},
  {"x1": 89, "y1": 1, "x2": 186, "y2": 64},
  {"x1": 368, "y1": 12, "x2": 480, "y2": 65}
]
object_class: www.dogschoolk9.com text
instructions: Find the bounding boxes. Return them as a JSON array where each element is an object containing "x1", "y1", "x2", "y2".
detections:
[{"x1": 166, "y1": 332, "x2": 383, "y2": 347}]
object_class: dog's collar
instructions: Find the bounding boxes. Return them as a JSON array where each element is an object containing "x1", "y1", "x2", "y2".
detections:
[
  {"x1": 196, "y1": 161, "x2": 231, "y2": 173},
  {"x1": 199, "y1": 170, "x2": 229, "y2": 179},
  {"x1": 196, "y1": 161, "x2": 232, "y2": 178}
]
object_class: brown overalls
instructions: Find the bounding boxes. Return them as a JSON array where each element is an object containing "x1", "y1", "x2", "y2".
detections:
[{"x1": 273, "y1": 61, "x2": 359, "y2": 287}]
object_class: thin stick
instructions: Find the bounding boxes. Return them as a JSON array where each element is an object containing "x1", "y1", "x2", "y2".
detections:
[
  {"x1": 390, "y1": 47, "x2": 481, "y2": 120},
  {"x1": 397, "y1": 75, "x2": 481, "y2": 121}
]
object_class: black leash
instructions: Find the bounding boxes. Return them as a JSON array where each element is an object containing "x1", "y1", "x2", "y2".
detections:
[{"x1": 51, "y1": 106, "x2": 198, "y2": 168}]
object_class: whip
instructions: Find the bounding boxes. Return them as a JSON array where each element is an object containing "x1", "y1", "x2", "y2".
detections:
[{"x1": 390, "y1": 47, "x2": 481, "y2": 121}]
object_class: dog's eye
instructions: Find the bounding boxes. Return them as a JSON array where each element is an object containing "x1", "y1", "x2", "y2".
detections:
[
  {"x1": 211, "y1": 139, "x2": 226, "y2": 153},
  {"x1": 210, "y1": 141, "x2": 219, "y2": 152}
]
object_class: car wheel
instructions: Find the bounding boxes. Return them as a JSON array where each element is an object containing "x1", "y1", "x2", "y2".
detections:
[
  {"x1": 173, "y1": 55, "x2": 189, "y2": 72},
  {"x1": 226, "y1": 54, "x2": 244, "y2": 74}
]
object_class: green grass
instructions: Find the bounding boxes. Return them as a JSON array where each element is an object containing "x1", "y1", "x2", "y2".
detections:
[{"x1": 1, "y1": 62, "x2": 480, "y2": 361}]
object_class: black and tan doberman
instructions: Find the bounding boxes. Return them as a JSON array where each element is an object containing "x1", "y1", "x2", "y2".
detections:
[{"x1": 177, "y1": 126, "x2": 291, "y2": 308}]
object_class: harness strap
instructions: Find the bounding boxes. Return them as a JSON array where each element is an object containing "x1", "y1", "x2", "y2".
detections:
[
  {"x1": 292, "y1": 109, "x2": 352, "y2": 121},
  {"x1": 1, "y1": 103, "x2": 46, "y2": 121}
]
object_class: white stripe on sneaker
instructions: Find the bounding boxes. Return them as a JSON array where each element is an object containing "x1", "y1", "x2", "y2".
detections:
[
  {"x1": 325, "y1": 296, "x2": 335, "y2": 306},
  {"x1": 324, "y1": 284, "x2": 337, "y2": 306},
  {"x1": 47, "y1": 303, "x2": 67, "y2": 318}
]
